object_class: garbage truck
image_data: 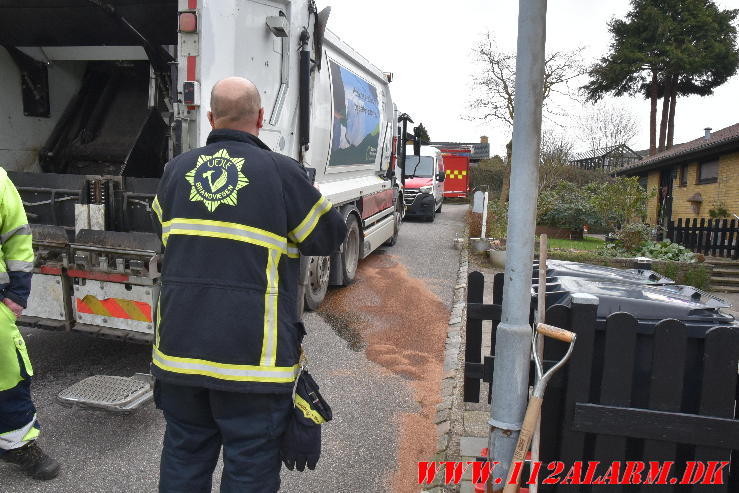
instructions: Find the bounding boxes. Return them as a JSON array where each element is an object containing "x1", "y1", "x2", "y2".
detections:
[{"x1": 0, "y1": 0, "x2": 405, "y2": 348}]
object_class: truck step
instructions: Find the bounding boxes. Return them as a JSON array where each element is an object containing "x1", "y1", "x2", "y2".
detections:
[{"x1": 57, "y1": 374, "x2": 153, "y2": 413}]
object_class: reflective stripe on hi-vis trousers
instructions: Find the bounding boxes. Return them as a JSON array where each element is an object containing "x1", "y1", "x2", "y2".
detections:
[
  {"x1": 152, "y1": 347, "x2": 300, "y2": 383},
  {"x1": 76, "y1": 296, "x2": 153, "y2": 322},
  {"x1": 260, "y1": 249, "x2": 281, "y2": 367},
  {"x1": 0, "y1": 415, "x2": 38, "y2": 451},
  {"x1": 289, "y1": 196, "x2": 332, "y2": 243}
]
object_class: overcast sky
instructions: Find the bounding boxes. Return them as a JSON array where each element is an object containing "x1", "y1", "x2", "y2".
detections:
[{"x1": 320, "y1": 0, "x2": 739, "y2": 156}]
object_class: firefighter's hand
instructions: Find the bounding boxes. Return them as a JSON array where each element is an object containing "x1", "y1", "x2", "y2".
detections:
[{"x1": 3, "y1": 298, "x2": 23, "y2": 317}]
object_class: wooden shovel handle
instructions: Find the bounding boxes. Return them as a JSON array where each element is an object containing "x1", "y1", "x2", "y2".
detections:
[
  {"x1": 502, "y1": 396, "x2": 543, "y2": 493},
  {"x1": 536, "y1": 323, "x2": 576, "y2": 343}
]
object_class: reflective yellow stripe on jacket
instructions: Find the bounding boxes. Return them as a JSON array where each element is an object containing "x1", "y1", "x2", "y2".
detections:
[
  {"x1": 161, "y1": 218, "x2": 300, "y2": 258},
  {"x1": 289, "y1": 196, "x2": 332, "y2": 243}
]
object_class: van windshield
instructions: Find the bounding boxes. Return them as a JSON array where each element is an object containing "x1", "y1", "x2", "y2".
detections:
[{"x1": 403, "y1": 156, "x2": 435, "y2": 178}]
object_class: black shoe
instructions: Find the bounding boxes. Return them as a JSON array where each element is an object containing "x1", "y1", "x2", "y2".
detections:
[{"x1": 1, "y1": 442, "x2": 60, "y2": 480}]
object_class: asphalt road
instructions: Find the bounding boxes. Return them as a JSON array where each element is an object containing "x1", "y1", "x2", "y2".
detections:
[{"x1": 1, "y1": 203, "x2": 466, "y2": 493}]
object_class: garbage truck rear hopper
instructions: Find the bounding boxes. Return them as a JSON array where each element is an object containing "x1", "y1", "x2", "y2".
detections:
[{"x1": 0, "y1": 0, "x2": 404, "y2": 344}]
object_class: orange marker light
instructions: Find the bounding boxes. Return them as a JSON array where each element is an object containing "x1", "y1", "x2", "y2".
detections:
[{"x1": 179, "y1": 12, "x2": 198, "y2": 33}]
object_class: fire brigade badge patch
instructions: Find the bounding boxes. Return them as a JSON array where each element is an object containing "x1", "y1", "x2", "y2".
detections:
[{"x1": 185, "y1": 148, "x2": 249, "y2": 212}]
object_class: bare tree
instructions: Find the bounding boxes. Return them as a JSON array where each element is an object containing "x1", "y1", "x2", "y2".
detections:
[
  {"x1": 577, "y1": 102, "x2": 639, "y2": 155},
  {"x1": 539, "y1": 131, "x2": 574, "y2": 194},
  {"x1": 468, "y1": 33, "x2": 586, "y2": 204},
  {"x1": 468, "y1": 33, "x2": 587, "y2": 127}
]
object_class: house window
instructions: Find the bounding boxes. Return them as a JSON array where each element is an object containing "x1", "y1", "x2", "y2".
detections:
[
  {"x1": 679, "y1": 165, "x2": 688, "y2": 186},
  {"x1": 697, "y1": 159, "x2": 719, "y2": 184}
]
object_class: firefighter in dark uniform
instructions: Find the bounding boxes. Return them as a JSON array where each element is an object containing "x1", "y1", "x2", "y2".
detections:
[{"x1": 151, "y1": 77, "x2": 346, "y2": 492}]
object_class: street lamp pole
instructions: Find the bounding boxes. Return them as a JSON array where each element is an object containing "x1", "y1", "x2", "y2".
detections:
[{"x1": 487, "y1": 0, "x2": 547, "y2": 490}]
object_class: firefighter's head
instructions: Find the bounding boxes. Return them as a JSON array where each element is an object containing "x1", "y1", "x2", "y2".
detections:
[{"x1": 208, "y1": 77, "x2": 264, "y2": 135}]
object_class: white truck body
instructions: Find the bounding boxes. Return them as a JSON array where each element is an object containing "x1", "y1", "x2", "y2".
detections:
[{"x1": 0, "y1": 0, "x2": 402, "y2": 343}]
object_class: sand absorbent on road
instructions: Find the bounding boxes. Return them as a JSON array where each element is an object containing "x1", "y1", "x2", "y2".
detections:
[{"x1": 319, "y1": 252, "x2": 449, "y2": 493}]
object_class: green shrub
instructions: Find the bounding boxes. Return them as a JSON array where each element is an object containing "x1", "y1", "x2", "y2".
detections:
[
  {"x1": 638, "y1": 239, "x2": 697, "y2": 263},
  {"x1": 537, "y1": 182, "x2": 600, "y2": 230},
  {"x1": 616, "y1": 222, "x2": 652, "y2": 252},
  {"x1": 487, "y1": 200, "x2": 508, "y2": 239},
  {"x1": 470, "y1": 158, "x2": 506, "y2": 195}
]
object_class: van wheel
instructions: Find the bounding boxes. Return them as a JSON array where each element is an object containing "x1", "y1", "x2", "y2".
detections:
[
  {"x1": 341, "y1": 215, "x2": 360, "y2": 285},
  {"x1": 304, "y1": 256, "x2": 330, "y2": 311}
]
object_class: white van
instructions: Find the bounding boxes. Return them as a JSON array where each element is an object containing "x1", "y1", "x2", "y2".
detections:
[{"x1": 401, "y1": 146, "x2": 445, "y2": 221}]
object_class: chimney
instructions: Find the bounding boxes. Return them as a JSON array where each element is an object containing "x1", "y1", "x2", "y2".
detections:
[
  {"x1": 480, "y1": 135, "x2": 489, "y2": 144},
  {"x1": 704, "y1": 127, "x2": 712, "y2": 140}
]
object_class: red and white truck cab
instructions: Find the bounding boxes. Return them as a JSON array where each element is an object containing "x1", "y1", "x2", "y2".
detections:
[{"x1": 401, "y1": 146, "x2": 445, "y2": 222}]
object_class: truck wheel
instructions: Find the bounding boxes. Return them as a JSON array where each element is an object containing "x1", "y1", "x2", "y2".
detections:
[
  {"x1": 384, "y1": 208, "x2": 401, "y2": 246},
  {"x1": 427, "y1": 212, "x2": 435, "y2": 223},
  {"x1": 340, "y1": 214, "x2": 360, "y2": 285},
  {"x1": 304, "y1": 255, "x2": 330, "y2": 311}
]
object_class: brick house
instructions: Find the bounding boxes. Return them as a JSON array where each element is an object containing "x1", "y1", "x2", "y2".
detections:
[{"x1": 618, "y1": 123, "x2": 739, "y2": 227}]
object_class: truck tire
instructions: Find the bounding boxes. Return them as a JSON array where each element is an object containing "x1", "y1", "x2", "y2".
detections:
[
  {"x1": 384, "y1": 208, "x2": 401, "y2": 246},
  {"x1": 340, "y1": 214, "x2": 360, "y2": 285},
  {"x1": 427, "y1": 211, "x2": 436, "y2": 223},
  {"x1": 304, "y1": 255, "x2": 330, "y2": 311}
]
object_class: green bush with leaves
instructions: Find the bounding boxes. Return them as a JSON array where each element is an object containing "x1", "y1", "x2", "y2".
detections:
[
  {"x1": 638, "y1": 239, "x2": 696, "y2": 263},
  {"x1": 615, "y1": 222, "x2": 652, "y2": 252},
  {"x1": 537, "y1": 181, "x2": 600, "y2": 230},
  {"x1": 487, "y1": 200, "x2": 508, "y2": 239},
  {"x1": 589, "y1": 177, "x2": 656, "y2": 231}
]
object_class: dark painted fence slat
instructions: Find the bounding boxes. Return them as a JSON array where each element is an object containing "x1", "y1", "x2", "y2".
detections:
[
  {"x1": 556, "y1": 297, "x2": 598, "y2": 492},
  {"x1": 464, "y1": 271, "x2": 484, "y2": 403},
  {"x1": 539, "y1": 304, "x2": 572, "y2": 486},
  {"x1": 640, "y1": 319, "x2": 689, "y2": 492},
  {"x1": 693, "y1": 326, "x2": 739, "y2": 493},
  {"x1": 591, "y1": 313, "x2": 640, "y2": 492}
]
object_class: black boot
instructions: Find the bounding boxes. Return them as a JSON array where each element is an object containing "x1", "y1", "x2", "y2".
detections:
[{"x1": 2, "y1": 442, "x2": 60, "y2": 480}]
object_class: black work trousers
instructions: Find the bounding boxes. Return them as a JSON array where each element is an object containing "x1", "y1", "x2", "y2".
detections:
[{"x1": 155, "y1": 381, "x2": 293, "y2": 493}]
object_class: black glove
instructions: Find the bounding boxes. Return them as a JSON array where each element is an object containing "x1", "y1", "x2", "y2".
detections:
[{"x1": 281, "y1": 370, "x2": 332, "y2": 471}]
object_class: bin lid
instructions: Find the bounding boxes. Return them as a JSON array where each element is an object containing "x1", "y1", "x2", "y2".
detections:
[
  {"x1": 547, "y1": 276, "x2": 735, "y2": 324},
  {"x1": 533, "y1": 260, "x2": 674, "y2": 285}
]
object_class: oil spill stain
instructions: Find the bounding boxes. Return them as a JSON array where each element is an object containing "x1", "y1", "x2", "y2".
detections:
[{"x1": 319, "y1": 253, "x2": 449, "y2": 493}]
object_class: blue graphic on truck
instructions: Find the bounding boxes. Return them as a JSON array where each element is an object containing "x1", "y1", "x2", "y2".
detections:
[{"x1": 328, "y1": 61, "x2": 381, "y2": 167}]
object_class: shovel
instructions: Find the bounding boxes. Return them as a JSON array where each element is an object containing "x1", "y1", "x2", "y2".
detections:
[{"x1": 501, "y1": 323, "x2": 577, "y2": 493}]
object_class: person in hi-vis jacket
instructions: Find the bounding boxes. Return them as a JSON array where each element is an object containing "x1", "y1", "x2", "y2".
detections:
[
  {"x1": 151, "y1": 77, "x2": 346, "y2": 493},
  {"x1": 0, "y1": 168, "x2": 60, "y2": 480}
]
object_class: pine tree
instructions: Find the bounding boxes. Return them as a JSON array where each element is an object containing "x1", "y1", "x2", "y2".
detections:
[
  {"x1": 583, "y1": 0, "x2": 738, "y2": 154},
  {"x1": 414, "y1": 123, "x2": 431, "y2": 145}
]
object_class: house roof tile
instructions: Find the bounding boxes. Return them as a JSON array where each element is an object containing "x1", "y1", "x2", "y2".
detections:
[{"x1": 619, "y1": 122, "x2": 739, "y2": 175}]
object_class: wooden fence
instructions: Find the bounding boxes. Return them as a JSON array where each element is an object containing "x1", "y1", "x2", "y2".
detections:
[
  {"x1": 463, "y1": 271, "x2": 739, "y2": 491},
  {"x1": 666, "y1": 218, "x2": 738, "y2": 259}
]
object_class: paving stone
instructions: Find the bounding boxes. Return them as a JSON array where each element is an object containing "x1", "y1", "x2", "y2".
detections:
[
  {"x1": 460, "y1": 481, "x2": 477, "y2": 493},
  {"x1": 437, "y1": 420, "x2": 451, "y2": 436},
  {"x1": 436, "y1": 432, "x2": 449, "y2": 453},
  {"x1": 436, "y1": 408, "x2": 450, "y2": 424},
  {"x1": 459, "y1": 436, "x2": 488, "y2": 457},
  {"x1": 464, "y1": 410, "x2": 490, "y2": 436}
]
